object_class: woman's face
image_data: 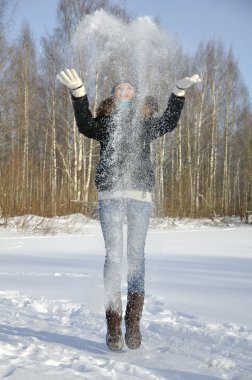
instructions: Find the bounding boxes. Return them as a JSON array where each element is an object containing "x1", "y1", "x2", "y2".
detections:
[{"x1": 114, "y1": 82, "x2": 135, "y2": 101}]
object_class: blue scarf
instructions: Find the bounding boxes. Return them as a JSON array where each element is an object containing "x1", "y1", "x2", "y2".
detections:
[{"x1": 117, "y1": 101, "x2": 132, "y2": 110}]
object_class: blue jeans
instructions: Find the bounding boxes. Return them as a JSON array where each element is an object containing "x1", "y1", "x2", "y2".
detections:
[{"x1": 99, "y1": 199, "x2": 152, "y2": 311}]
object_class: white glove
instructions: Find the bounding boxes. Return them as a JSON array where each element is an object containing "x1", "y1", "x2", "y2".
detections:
[
  {"x1": 173, "y1": 74, "x2": 202, "y2": 97},
  {"x1": 57, "y1": 69, "x2": 86, "y2": 98}
]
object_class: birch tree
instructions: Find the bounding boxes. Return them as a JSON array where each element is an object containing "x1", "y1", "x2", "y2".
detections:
[{"x1": 10, "y1": 25, "x2": 38, "y2": 213}]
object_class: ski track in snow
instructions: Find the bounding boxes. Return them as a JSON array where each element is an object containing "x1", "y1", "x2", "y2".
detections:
[{"x1": 0, "y1": 289, "x2": 251, "y2": 380}]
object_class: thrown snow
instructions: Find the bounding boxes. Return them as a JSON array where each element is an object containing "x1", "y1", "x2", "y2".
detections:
[
  {"x1": 71, "y1": 9, "x2": 180, "y2": 102},
  {"x1": 0, "y1": 215, "x2": 252, "y2": 379}
]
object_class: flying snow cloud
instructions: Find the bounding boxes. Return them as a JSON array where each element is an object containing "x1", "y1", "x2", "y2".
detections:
[{"x1": 71, "y1": 9, "x2": 180, "y2": 100}]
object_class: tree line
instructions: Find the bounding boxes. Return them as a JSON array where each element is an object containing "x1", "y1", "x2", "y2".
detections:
[{"x1": 0, "y1": 0, "x2": 251, "y2": 219}]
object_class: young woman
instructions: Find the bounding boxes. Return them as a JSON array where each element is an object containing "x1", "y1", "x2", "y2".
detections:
[{"x1": 57, "y1": 69, "x2": 201, "y2": 351}]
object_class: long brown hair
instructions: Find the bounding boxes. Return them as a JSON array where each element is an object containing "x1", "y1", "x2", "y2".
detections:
[
  {"x1": 95, "y1": 96, "x2": 116, "y2": 117},
  {"x1": 95, "y1": 95, "x2": 159, "y2": 120}
]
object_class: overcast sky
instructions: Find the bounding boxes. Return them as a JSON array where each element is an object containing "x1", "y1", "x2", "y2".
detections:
[{"x1": 8, "y1": 0, "x2": 252, "y2": 98}]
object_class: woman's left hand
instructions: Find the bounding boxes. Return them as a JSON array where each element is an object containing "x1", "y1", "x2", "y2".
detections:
[{"x1": 173, "y1": 74, "x2": 202, "y2": 97}]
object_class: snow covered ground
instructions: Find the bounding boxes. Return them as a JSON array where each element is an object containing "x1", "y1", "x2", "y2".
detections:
[{"x1": 0, "y1": 215, "x2": 252, "y2": 379}]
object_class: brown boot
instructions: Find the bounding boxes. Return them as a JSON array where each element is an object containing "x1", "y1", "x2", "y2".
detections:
[
  {"x1": 125, "y1": 292, "x2": 144, "y2": 349},
  {"x1": 106, "y1": 309, "x2": 124, "y2": 351}
]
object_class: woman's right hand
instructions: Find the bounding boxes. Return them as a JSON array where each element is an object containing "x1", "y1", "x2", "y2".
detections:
[{"x1": 57, "y1": 69, "x2": 86, "y2": 98}]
